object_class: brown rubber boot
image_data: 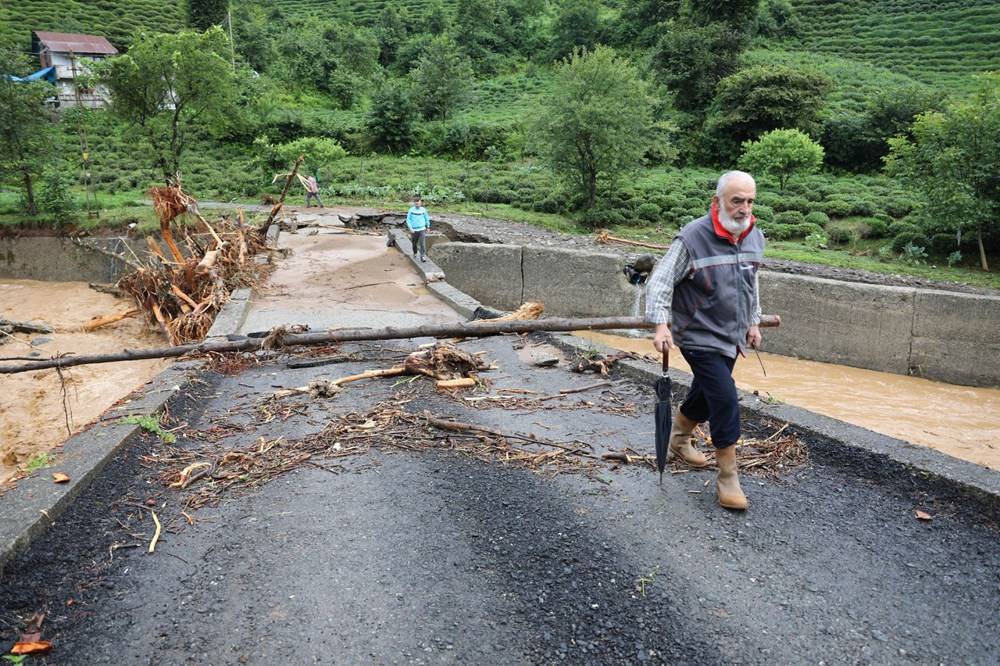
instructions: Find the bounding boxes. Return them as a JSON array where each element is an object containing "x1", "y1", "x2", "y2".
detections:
[
  {"x1": 715, "y1": 445, "x2": 748, "y2": 510},
  {"x1": 668, "y1": 411, "x2": 708, "y2": 467}
]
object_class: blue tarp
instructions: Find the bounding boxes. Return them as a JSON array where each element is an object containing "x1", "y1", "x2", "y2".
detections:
[{"x1": 7, "y1": 66, "x2": 57, "y2": 84}]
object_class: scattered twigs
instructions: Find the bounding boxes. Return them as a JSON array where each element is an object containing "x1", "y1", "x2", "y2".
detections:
[
  {"x1": 540, "y1": 380, "x2": 613, "y2": 400},
  {"x1": 595, "y1": 229, "x2": 669, "y2": 250}
]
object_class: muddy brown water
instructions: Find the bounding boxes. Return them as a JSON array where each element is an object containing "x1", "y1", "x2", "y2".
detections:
[
  {"x1": 574, "y1": 331, "x2": 1000, "y2": 471},
  {"x1": 0, "y1": 280, "x2": 168, "y2": 485}
]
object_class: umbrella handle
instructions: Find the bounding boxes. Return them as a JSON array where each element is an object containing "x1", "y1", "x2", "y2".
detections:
[{"x1": 662, "y1": 348, "x2": 669, "y2": 373}]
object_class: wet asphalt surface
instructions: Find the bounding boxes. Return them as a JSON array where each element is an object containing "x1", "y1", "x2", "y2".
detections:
[{"x1": 2, "y1": 335, "x2": 999, "y2": 665}]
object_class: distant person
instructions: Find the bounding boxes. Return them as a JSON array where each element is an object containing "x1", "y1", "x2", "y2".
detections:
[
  {"x1": 406, "y1": 197, "x2": 431, "y2": 262},
  {"x1": 304, "y1": 174, "x2": 324, "y2": 208},
  {"x1": 645, "y1": 170, "x2": 764, "y2": 511}
]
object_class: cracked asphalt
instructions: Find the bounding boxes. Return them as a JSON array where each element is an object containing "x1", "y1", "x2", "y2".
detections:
[{"x1": 2, "y1": 226, "x2": 998, "y2": 664}]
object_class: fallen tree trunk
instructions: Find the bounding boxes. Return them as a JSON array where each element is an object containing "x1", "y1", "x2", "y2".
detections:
[{"x1": 0, "y1": 314, "x2": 781, "y2": 374}]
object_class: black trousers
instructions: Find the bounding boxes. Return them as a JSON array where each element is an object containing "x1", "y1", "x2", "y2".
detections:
[
  {"x1": 679, "y1": 348, "x2": 740, "y2": 449},
  {"x1": 410, "y1": 229, "x2": 427, "y2": 257}
]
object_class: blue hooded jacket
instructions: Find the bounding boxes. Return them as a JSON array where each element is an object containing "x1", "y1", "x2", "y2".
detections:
[{"x1": 406, "y1": 206, "x2": 430, "y2": 232}]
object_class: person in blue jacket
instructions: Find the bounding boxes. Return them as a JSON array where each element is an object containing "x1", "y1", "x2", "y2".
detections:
[{"x1": 406, "y1": 196, "x2": 431, "y2": 262}]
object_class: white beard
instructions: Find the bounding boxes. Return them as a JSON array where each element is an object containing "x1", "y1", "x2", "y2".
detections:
[{"x1": 718, "y1": 207, "x2": 750, "y2": 237}]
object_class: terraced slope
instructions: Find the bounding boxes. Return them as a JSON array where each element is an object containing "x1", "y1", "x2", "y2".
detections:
[
  {"x1": 788, "y1": 0, "x2": 1000, "y2": 89},
  {"x1": 269, "y1": 0, "x2": 457, "y2": 24},
  {"x1": 0, "y1": 0, "x2": 184, "y2": 51}
]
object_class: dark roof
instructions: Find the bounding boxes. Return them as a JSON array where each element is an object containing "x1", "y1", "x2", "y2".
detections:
[{"x1": 32, "y1": 31, "x2": 118, "y2": 55}]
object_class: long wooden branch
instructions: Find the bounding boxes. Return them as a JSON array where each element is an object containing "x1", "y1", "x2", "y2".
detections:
[
  {"x1": 266, "y1": 154, "x2": 304, "y2": 227},
  {"x1": 0, "y1": 314, "x2": 781, "y2": 375}
]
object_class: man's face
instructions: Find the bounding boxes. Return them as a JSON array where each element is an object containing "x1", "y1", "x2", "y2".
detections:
[
  {"x1": 415, "y1": 199, "x2": 422, "y2": 207},
  {"x1": 715, "y1": 178, "x2": 756, "y2": 223}
]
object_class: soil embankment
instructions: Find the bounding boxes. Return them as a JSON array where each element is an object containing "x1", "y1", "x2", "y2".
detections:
[{"x1": 0, "y1": 279, "x2": 168, "y2": 485}]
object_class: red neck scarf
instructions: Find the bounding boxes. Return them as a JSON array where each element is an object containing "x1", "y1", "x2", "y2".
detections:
[{"x1": 711, "y1": 202, "x2": 755, "y2": 244}]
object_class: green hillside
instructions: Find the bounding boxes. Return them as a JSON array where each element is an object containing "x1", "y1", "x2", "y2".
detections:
[
  {"x1": 787, "y1": 0, "x2": 1000, "y2": 90},
  {"x1": 269, "y1": 0, "x2": 457, "y2": 24},
  {"x1": 0, "y1": 0, "x2": 184, "y2": 51}
]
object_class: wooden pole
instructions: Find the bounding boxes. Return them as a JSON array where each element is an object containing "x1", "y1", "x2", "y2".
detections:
[
  {"x1": 266, "y1": 155, "x2": 304, "y2": 227},
  {"x1": 0, "y1": 315, "x2": 780, "y2": 375}
]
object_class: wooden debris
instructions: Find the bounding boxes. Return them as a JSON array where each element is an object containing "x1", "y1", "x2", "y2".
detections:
[
  {"x1": 0, "y1": 315, "x2": 781, "y2": 374},
  {"x1": 51, "y1": 472, "x2": 71, "y2": 483},
  {"x1": 148, "y1": 510, "x2": 162, "y2": 553},
  {"x1": 80, "y1": 308, "x2": 139, "y2": 332},
  {"x1": 475, "y1": 301, "x2": 544, "y2": 323},
  {"x1": 267, "y1": 155, "x2": 304, "y2": 227},
  {"x1": 436, "y1": 377, "x2": 476, "y2": 390},
  {"x1": 11, "y1": 641, "x2": 53, "y2": 655},
  {"x1": 595, "y1": 229, "x2": 669, "y2": 250}
]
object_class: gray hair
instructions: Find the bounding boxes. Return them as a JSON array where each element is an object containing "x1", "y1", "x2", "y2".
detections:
[{"x1": 715, "y1": 170, "x2": 755, "y2": 197}]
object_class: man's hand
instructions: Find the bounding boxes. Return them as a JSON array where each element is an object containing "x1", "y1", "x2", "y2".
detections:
[
  {"x1": 653, "y1": 324, "x2": 675, "y2": 353},
  {"x1": 746, "y1": 325, "x2": 762, "y2": 350}
]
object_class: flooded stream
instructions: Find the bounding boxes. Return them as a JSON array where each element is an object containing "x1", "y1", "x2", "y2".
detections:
[
  {"x1": 0, "y1": 280, "x2": 169, "y2": 485},
  {"x1": 574, "y1": 330, "x2": 1000, "y2": 471}
]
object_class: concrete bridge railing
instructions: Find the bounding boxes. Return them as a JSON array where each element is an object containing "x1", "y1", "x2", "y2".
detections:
[{"x1": 429, "y1": 241, "x2": 1000, "y2": 388}]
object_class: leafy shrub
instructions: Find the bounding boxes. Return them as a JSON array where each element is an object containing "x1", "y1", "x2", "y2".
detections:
[
  {"x1": 772, "y1": 195, "x2": 811, "y2": 213},
  {"x1": 751, "y1": 203, "x2": 774, "y2": 222},
  {"x1": 865, "y1": 217, "x2": 889, "y2": 238},
  {"x1": 887, "y1": 222, "x2": 921, "y2": 237},
  {"x1": 882, "y1": 197, "x2": 915, "y2": 219},
  {"x1": 947, "y1": 250, "x2": 963, "y2": 267},
  {"x1": 900, "y1": 242, "x2": 927, "y2": 265},
  {"x1": 891, "y1": 231, "x2": 931, "y2": 253},
  {"x1": 775, "y1": 210, "x2": 805, "y2": 225},
  {"x1": 822, "y1": 199, "x2": 850, "y2": 217},
  {"x1": 637, "y1": 202, "x2": 662, "y2": 221},
  {"x1": 804, "y1": 231, "x2": 829, "y2": 249},
  {"x1": 825, "y1": 220, "x2": 857, "y2": 244},
  {"x1": 38, "y1": 169, "x2": 77, "y2": 219},
  {"x1": 930, "y1": 233, "x2": 958, "y2": 255},
  {"x1": 804, "y1": 210, "x2": 829, "y2": 226}
]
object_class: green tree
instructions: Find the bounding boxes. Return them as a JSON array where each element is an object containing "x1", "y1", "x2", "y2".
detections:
[
  {"x1": 704, "y1": 65, "x2": 830, "y2": 155},
  {"x1": 683, "y1": 0, "x2": 760, "y2": 32},
  {"x1": 652, "y1": 19, "x2": 741, "y2": 113},
  {"x1": 739, "y1": 129, "x2": 823, "y2": 190},
  {"x1": 99, "y1": 28, "x2": 236, "y2": 182},
  {"x1": 535, "y1": 46, "x2": 652, "y2": 212},
  {"x1": 410, "y1": 35, "x2": 474, "y2": 120},
  {"x1": 187, "y1": 0, "x2": 229, "y2": 30},
  {"x1": 0, "y1": 50, "x2": 56, "y2": 216},
  {"x1": 614, "y1": 0, "x2": 681, "y2": 47},
  {"x1": 422, "y1": 0, "x2": 452, "y2": 34},
  {"x1": 365, "y1": 82, "x2": 419, "y2": 154},
  {"x1": 755, "y1": 0, "x2": 800, "y2": 37},
  {"x1": 886, "y1": 75, "x2": 1000, "y2": 271},
  {"x1": 375, "y1": 5, "x2": 410, "y2": 68},
  {"x1": 231, "y1": 2, "x2": 275, "y2": 73},
  {"x1": 550, "y1": 0, "x2": 603, "y2": 61},
  {"x1": 255, "y1": 135, "x2": 347, "y2": 178}
]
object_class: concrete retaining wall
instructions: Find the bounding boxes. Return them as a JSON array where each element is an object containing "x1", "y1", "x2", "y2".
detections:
[
  {"x1": 0, "y1": 237, "x2": 134, "y2": 283},
  {"x1": 430, "y1": 241, "x2": 1000, "y2": 387}
]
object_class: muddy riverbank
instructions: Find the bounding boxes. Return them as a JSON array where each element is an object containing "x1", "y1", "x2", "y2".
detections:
[{"x1": 0, "y1": 280, "x2": 168, "y2": 485}]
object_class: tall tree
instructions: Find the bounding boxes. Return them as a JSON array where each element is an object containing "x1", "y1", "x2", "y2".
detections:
[
  {"x1": 652, "y1": 19, "x2": 741, "y2": 113},
  {"x1": 99, "y1": 28, "x2": 236, "y2": 181},
  {"x1": 614, "y1": 0, "x2": 681, "y2": 46},
  {"x1": 0, "y1": 50, "x2": 55, "y2": 216},
  {"x1": 683, "y1": 0, "x2": 760, "y2": 33},
  {"x1": 886, "y1": 75, "x2": 1000, "y2": 271},
  {"x1": 703, "y1": 64, "x2": 830, "y2": 156},
  {"x1": 550, "y1": 0, "x2": 603, "y2": 60},
  {"x1": 365, "y1": 82, "x2": 419, "y2": 154},
  {"x1": 187, "y1": 0, "x2": 229, "y2": 30},
  {"x1": 410, "y1": 35, "x2": 474, "y2": 120},
  {"x1": 535, "y1": 46, "x2": 652, "y2": 213}
]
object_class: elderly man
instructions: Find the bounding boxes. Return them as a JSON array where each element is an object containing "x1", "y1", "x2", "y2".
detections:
[{"x1": 645, "y1": 170, "x2": 764, "y2": 510}]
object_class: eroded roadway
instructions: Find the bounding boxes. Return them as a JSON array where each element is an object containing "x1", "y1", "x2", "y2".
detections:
[{"x1": 1, "y1": 223, "x2": 997, "y2": 665}]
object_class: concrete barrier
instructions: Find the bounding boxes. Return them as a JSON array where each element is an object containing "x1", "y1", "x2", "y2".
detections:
[
  {"x1": 758, "y1": 273, "x2": 915, "y2": 375},
  {"x1": 521, "y1": 246, "x2": 637, "y2": 318},
  {"x1": 430, "y1": 242, "x2": 524, "y2": 311},
  {"x1": 0, "y1": 237, "x2": 131, "y2": 283},
  {"x1": 430, "y1": 241, "x2": 1000, "y2": 387}
]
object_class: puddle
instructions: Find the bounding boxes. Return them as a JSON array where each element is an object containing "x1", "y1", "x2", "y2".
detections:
[
  {"x1": 573, "y1": 330, "x2": 1000, "y2": 471},
  {"x1": 1, "y1": 280, "x2": 169, "y2": 485}
]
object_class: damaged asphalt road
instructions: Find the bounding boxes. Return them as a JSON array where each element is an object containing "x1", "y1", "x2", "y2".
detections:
[{"x1": 1, "y1": 334, "x2": 998, "y2": 665}]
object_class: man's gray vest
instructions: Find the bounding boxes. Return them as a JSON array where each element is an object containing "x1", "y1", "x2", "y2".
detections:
[{"x1": 672, "y1": 214, "x2": 765, "y2": 358}]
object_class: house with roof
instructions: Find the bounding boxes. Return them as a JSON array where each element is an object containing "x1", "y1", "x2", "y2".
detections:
[{"x1": 31, "y1": 30, "x2": 118, "y2": 108}]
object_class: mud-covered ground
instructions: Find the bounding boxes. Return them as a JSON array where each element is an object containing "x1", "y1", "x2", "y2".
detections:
[{"x1": 1, "y1": 335, "x2": 998, "y2": 665}]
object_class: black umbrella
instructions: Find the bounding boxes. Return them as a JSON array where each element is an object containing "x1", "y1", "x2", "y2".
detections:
[{"x1": 654, "y1": 347, "x2": 672, "y2": 485}]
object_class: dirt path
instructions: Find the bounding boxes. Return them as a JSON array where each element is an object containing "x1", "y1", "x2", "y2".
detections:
[{"x1": 0, "y1": 280, "x2": 168, "y2": 485}]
